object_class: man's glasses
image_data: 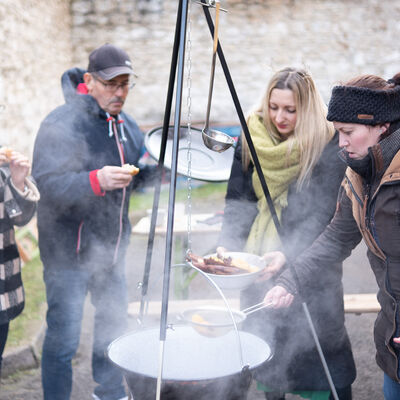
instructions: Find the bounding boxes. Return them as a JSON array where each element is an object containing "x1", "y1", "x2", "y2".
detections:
[{"x1": 93, "y1": 76, "x2": 136, "y2": 92}]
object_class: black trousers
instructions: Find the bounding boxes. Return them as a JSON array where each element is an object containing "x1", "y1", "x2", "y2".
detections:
[{"x1": 0, "y1": 322, "x2": 10, "y2": 373}]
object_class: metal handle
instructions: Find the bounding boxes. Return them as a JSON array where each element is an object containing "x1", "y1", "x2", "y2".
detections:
[
  {"x1": 204, "y1": 0, "x2": 220, "y2": 131},
  {"x1": 242, "y1": 301, "x2": 273, "y2": 316},
  {"x1": 212, "y1": 1, "x2": 220, "y2": 53}
]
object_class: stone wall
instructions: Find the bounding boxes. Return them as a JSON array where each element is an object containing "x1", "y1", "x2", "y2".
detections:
[
  {"x1": 70, "y1": 0, "x2": 400, "y2": 131},
  {"x1": 0, "y1": 0, "x2": 72, "y2": 155},
  {"x1": 2, "y1": 0, "x2": 400, "y2": 154}
]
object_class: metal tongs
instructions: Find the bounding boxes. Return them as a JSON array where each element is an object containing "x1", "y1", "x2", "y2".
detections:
[{"x1": 241, "y1": 301, "x2": 273, "y2": 316}]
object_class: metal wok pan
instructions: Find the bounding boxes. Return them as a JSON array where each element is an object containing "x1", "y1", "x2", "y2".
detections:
[{"x1": 107, "y1": 325, "x2": 272, "y2": 399}]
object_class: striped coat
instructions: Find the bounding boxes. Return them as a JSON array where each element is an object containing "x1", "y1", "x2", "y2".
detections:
[{"x1": 0, "y1": 167, "x2": 39, "y2": 325}]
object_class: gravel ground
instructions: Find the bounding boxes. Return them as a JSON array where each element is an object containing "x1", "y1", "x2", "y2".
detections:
[{"x1": 0, "y1": 203, "x2": 384, "y2": 400}]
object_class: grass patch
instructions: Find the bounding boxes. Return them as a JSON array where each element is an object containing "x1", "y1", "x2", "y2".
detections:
[{"x1": 6, "y1": 257, "x2": 46, "y2": 349}]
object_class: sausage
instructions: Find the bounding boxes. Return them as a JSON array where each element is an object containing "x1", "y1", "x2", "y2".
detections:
[
  {"x1": 186, "y1": 252, "x2": 246, "y2": 275},
  {"x1": 190, "y1": 260, "x2": 244, "y2": 275},
  {"x1": 186, "y1": 253, "x2": 205, "y2": 266},
  {"x1": 203, "y1": 264, "x2": 244, "y2": 275}
]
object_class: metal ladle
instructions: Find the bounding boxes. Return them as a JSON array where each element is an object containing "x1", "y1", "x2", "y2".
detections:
[{"x1": 202, "y1": 0, "x2": 235, "y2": 153}]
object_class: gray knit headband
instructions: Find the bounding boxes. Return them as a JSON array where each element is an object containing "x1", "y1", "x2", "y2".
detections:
[{"x1": 327, "y1": 85, "x2": 400, "y2": 125}]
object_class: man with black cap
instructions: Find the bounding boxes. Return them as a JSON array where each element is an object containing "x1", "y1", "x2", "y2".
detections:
[{"x1": 32, "y1": 43, "x2": 147, "y2": 400}]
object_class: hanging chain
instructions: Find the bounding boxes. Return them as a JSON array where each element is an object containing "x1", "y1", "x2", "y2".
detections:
[{"x1": 185, "y1": 0, "x2": 193, "y2": 254}]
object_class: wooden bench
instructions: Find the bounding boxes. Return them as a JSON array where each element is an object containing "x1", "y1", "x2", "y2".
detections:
[
  {"x1": 128, "y1": 293, "x2": 381, "y2": 319},
  {"x1": 343, "y1": 293, "x2": 380, "y2": 314}
]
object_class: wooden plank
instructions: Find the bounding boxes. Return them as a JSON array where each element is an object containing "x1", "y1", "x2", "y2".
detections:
[
  {"x1": 129, "y1": 294, "x2": 381, "y2": 318},
  {"x1": 344, "y1": 293, "x2": 380, "y2": 314},
  {"x1": 131, "y1": 213, "x2": 221, "y2": 236}
]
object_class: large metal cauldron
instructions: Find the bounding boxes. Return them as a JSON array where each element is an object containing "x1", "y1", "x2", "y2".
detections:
[{"x1": 107, "y1": 325, "x2": 272, "y2": 400}]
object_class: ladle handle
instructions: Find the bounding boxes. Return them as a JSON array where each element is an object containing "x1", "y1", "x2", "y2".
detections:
[
  {"x1": 213, "y1": 2, "x2": 220, "y2": 54},
  {"x1": 204, "y1": 1, "x2": 220, "y2": 131}
]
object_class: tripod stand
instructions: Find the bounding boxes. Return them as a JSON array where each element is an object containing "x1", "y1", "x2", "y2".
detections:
[{"x1": 139, "y1": 1, "x2": 339, "y2": 399}]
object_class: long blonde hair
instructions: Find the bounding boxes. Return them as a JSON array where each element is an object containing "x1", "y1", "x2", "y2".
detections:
[{"x1": 242, "y1": 67, "x2": 334, "y2": 190}]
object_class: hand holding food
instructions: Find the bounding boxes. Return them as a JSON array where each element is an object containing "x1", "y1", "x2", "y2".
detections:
[
  {"x1": 216, "y1": 246, "x2": 228, "y2": 258},
  {"x1": 258, "y1": 251, "x2": 287, "y2": 281},
  {"x1": 0, "y1": 146, "x2": 13, "y2": 165},
  {"x1": 0, "y1": 147, "x2": 31, "y2": 191},
  {"x1": 264, "y1": 285, "x2": 294, "y2": 309},
  {"x1": 97, "y1": 165, "x2": 133, "y2": 191}
]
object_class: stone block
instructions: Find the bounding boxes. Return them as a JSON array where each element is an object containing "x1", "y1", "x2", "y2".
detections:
[{"x1": 2, "y1": 346, "x2": 38, "y2": 378}]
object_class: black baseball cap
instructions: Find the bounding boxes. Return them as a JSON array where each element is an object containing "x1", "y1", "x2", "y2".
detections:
[{"x1": 87, "y1": 44, "x2": 135, "y2": 80}]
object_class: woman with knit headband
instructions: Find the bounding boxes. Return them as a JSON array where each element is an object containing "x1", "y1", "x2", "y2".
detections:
[
  {"x1": 264, "y1": 74, "x2": 400, "y2": 400},
  {"x1": 217, "y1": 67, "x2": 356, "y2": 400}
]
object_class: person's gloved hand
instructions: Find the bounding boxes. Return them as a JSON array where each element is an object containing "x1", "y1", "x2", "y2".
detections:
[{"x1": 216, "y1": 246, "x2": 228, "y2": 257}]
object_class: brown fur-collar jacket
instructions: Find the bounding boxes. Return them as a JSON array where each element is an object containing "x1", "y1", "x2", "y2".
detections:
[{"x1": 277, "y1": 133, "x2": 400, "y2": 382}]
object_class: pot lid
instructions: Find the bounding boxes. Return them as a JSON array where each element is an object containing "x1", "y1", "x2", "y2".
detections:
[{"x1": 144, "y1": 126, "x2": 236, "y2": 182}]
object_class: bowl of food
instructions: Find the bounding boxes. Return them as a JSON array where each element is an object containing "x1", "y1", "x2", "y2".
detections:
[
  {"x1": 187, "y1": 251, "x2": 265, "y2": 290},
  {"x1": 181, "y1": 306, "x2": 246, "y2": 338}
]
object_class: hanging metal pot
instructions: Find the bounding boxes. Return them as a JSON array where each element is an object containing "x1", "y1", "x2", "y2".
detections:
[{"x1": 107, "y1": 325, "x2": 272, "y2": 399}]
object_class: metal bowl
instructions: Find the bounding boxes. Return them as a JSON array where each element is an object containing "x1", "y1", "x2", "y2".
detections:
[
  {"x1": 202, "y1": 128, "x2": 235, "y2": 153},
  {"x1": 202, "y1": 252, "x2": 265, "y2": 290},
  {"x1": 181, "y1": 306, "x2": 246, "y2": 338}
]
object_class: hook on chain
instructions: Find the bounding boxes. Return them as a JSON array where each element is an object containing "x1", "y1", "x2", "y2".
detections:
[{"x1": 194, "y1": 0, "x2": 228, "y2": 12}]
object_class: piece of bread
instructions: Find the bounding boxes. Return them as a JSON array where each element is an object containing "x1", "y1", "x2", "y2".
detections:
[
  {"x1": 122, "y1": 163, "x2": 140, "y2": 176},
  {"x1": 1, "y1": 147, "x2": 13, "y2": 160}
]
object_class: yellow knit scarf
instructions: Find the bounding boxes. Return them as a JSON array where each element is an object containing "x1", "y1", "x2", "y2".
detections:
[{"x1": 245, "y1": 114, "x2": 300, "y2": 255}]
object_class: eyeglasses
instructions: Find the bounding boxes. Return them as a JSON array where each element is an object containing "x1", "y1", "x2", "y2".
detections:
[{"x1": 93, "y1": 76, "x2": 136, "y2": 92}]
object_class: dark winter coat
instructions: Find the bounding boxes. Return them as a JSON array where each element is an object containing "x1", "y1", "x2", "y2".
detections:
[
  {"x1": 32, "y1": 68, "x2": 146, "y2": 271},
  {"x1": 0, "y1": 167, "x2": 39, "y2": 324},
  {"x1": 278, "y1": 127, "x2": 400, "y2": 383},
  {"x1": 218, "y1": 132, "x2": 356, "y2": 391}
]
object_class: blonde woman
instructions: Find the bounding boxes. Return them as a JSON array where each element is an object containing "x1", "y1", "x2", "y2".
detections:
[{"x1": 218, "y1": 68, "x2": 355, "y2": 400}]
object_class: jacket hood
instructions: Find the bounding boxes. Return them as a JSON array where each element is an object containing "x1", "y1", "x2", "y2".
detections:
[{"x1": 61, "y1": 67, "x2": 87, "y2": 103}]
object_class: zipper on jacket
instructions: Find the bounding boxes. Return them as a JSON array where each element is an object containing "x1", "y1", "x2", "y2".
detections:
[
  {"x1": 344, "y1": 175, "x2": 363, "y2": 207},
  {"x1": 76, "y1": 220, "x2": 84, "y2": 254},
  {"x1": 364, "y1": 183, "x2": 372, "y2": 233}
]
